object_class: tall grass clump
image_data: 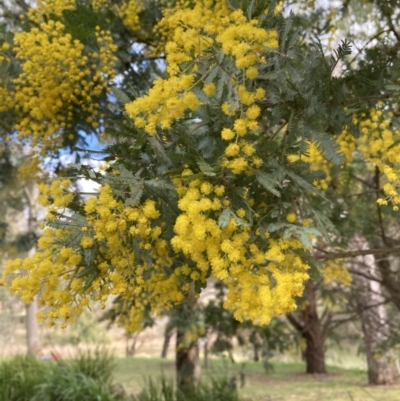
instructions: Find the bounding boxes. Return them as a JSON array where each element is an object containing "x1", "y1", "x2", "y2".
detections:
[
  {"x1": 33, "y1": 348, "x2": 124, "y2": 401},
  {"x1": 135, "y1": 376, "x2": 241, "y2": 401},
  {"x1": 0, "y1": 348, "x2": 126, "y2": 401},
  {"x1": 70, "y1": 347, "x2": 116, "y2": 383},
  {"x1": 0, "y1": 354, "x2": 51, "y2": 401}
]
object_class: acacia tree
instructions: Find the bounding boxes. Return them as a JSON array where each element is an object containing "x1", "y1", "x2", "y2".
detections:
[{"x1": 1, "y1": 0, "x2": 400, "y2": 392}]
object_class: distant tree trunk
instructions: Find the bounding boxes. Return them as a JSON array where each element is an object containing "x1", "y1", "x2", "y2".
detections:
[
  {"x1": 175, "y1": 292, "x2": 201, "y2": 400},
  {"x1": 375, "y1": 255, "x2": 400, "y2": 312},
  {"x1": 287, "y1": 281, "x2": 327, "y2": 374},
  {"x1": 161, "y1": 322, "x2": 174, "y2": 358},
  {"x1": 350, "y1": 236, "x2": 398, "y2": 385},
  {"x1": 250, "y1": 331, "x2": 262, "y2": 362},
  {"x1": 176, "y1": 328, "x2": 200, "y2": 399},
  {"x1": 253, "y1": 342, "x2": 260, "y2": 362},
  {"x1": 25, "y1": 183, "x2": 41, "y2": 355},
  {"x1": 26, "y1": 297, "x2": 40, "y2": 354},
  {"x1": 202, "y1": 337, "x2": 209, "y2": 368}
]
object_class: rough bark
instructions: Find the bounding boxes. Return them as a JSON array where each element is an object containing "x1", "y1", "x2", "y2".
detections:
[
  {"x1": 350, "y1": 236, "x2": 398, "y2": 385},
  {"x1": 376, "y1": 256, "x2": 400, "y2": 312},
  {"x1": 287, "y1": 281, "x2": 327, "y2": 374}
]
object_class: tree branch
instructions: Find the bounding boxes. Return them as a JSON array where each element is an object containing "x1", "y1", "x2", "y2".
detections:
[
  {"x1": 345, "y1": 93, "x2": 392, "y2": 105},
  {"x1": 374, "y1": 166, "x2": 391, "y2": 247},
  {"x1": 286, "y1": 312, "x2": 304, "y2": 333},
  {"x1": 321, "y1": 311, "x2": 333, "y2": 342},
  {"x1": 314, "y1": 246, "x2": 400, "y2": 261},
  {"x1": 379, "y1": 3, "x2": 400, "y2": 42}
]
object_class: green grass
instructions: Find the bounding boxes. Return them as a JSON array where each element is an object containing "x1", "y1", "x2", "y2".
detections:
[{"x1": 114, "y1": 357, "x2": 400, "y2": 401}]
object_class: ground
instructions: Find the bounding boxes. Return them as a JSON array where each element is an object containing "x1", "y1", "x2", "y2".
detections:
[{"x1": 114, "y1": 357, "x2": 400, "y2": 401}]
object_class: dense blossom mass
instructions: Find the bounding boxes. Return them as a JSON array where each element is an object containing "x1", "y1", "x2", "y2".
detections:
[
  {"x1": 1, "y1": 0, "x2": 399, "y2": 333},
  {"x1": 290, "y1": 104, "x2": 400, "y2": 208},
  {"x1": 0, "y1": 0, "x2": 118, "y2": 179}
]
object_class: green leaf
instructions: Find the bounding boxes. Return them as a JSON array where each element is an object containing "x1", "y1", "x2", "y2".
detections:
[
  {"x1": 255, "y1": 170, "x2": 281, "y2": 197},
  {"x1": 197, "y1": 160, "x2": 214, "y2": 173},
  {"x1": 232, "y1": 213, "x2": 250, "y2": 227},
  {"x1": 84, "y1": 247, "x2": 96, "y2": 266},
  {"x1": 110, "y1": 87, "x2": 131, "y2": 105},
  {"x1": 329, "y1": 40, "x2": 352, "y2": 73},
  {"x1": 312, "y1": 210, "x2": 339, "y2": 240},
  {"x1": 286, "y1": 170, "x2": 328, "y2": 201},
  {"x1": 82, "y1": 271, "x2": 99, "y2": 292},
  {"x1": 282, "y1": 226, "x2": 321, "y2": 249},
  {"x1": 385, "y1": 84, "x2": 400, "y2": 91},
  {"x1": 148, "y1": 136, "x2": 172, "y2": 166},
  {"x1": 76, "y1": 265, "x2": 94, "y2": 279},
  {"x1": 204, "y1": 65, "x2": 220, "y2": 84},
  {"x1": 218, "y1": 208, "x2": 231, "y2": 229},
  {"x1": 267, "y1": 222, "x2": 289, "y2": 232},
  {"x1": 226, "y1": 0, "x2": 240, "y2": 11},
  {"x1": 125, "y1": 182, "x2": 143, "y2": 207}
]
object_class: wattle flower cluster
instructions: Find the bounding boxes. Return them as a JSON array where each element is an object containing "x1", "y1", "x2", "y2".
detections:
[
  {"x1": 5, "y1": 0, "x2": 313, "y2": 331},
  {"x1": 1, "y1": 2, "x2": 118, "y2": 178}
]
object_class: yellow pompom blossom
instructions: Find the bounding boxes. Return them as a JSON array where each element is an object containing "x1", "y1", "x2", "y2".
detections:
[
  {"x1": 0, "y1": 0, "x2": 118, "y2": 179},
  {"x1": 171, "y1": 177, "x2": 310, "y2": 324},
  {"x1": 152, "y1": 0, "x2": 231, "y2": 56},
  {"x1": 203, "y1": 83, "x2": 216, "y2": 96},
  {"x1": 356, "y1": 107, "x2": 400, "y2": 208},
  {"x1": 125, "y1": 1, "x2": 277, "y2": 174},
  {"x1": 323, "y1": 260, "x2": 352, "y2": 287},
  {"x1": 286, "y1": 213, "x2": 296, "y2": 223},
  {"x1": 5, "y1": 180, "x2": 190, "y2": 331},
  {"x1": 28, "y1": 0, "x2": 77, "y2": 24},
  {"x1": 6, "y1": 167, "x2": 311, "y2": 328},
  {"x1": 13, "y1": 21, "x2": 116, "y2": 150},
  {"x1": 114, "y1": 0, "x2": 145, "y2": 33},
  {"x1": 0, "y1": 43, "x2": 14, "y2": 119},
  {"x1": 292, "y1": 105, "x2": 400, "y2": 208}
]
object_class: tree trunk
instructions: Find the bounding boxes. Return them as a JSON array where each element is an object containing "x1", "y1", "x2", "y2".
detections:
[
  {"x1": 25, "y1": 183, "x2": 41, "y2": 355},
  {"x1": 176, "y1": 328, "x2": 200, "y2": 399},
  {"x1": 161, "y1": 323, "x2": 174, "y2": 358},
  {"x1": 350, "y1": 236, "x2": 398, "y2": 385},
  {"x1": 253, "y1": 342, "x2": 260, "y2": 362},
  {"x1": 376, "y1": 255, "x2": 400, "y2": 312},
  {"x1": 287, "y1": 281, "x2": 327, "y2": 374},
  {"x1": 26, "y1": 298, "x2": 40, "y2": 354},
  {"x1": 250, "y1": 331, "x2": 262, "y2": 362},
  {"x1": 302, "y1": 282, "x2": 326, "y2": 374},
  {"x1": 203, "y1": 337, "x2": 208, "y2": 369},
  {"x1": 175, "y1": 291, "x2": 201, "y2": 399}
]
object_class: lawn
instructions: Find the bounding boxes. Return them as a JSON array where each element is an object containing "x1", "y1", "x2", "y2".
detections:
[{"x1": 114, "y1": 357, "x2": 400, "y2": 401}]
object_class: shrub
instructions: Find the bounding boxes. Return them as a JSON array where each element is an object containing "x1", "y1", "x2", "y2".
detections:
[
  {"x1": 69, "y1": 348, "x2": 116, "y2": 384},
  {"x1": 0, "y1": 354, "x2": 51, "y2": 401},
  {"x1": 33, "y1": 348, "x2": 124, "y2": 401},
  {"x1": 0, "y1": 349, "x2": 126, "y2": 401}
]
